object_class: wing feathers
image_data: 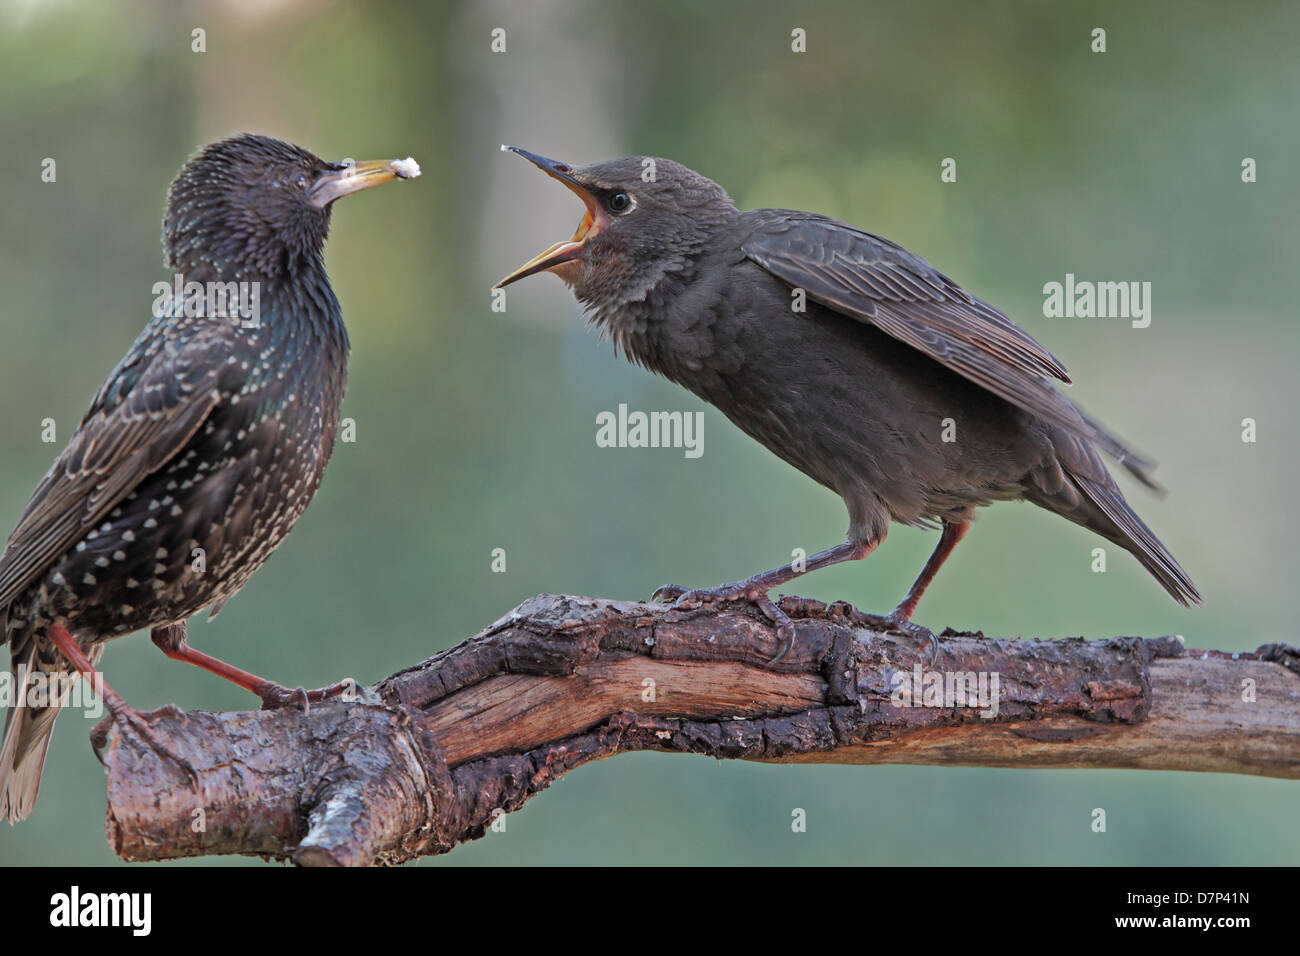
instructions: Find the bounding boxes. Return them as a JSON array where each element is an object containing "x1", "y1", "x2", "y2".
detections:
[
  {"x1": 740, "y1": 215, "x2": 1168, "y2": 478},
  {"x1": 0, "y1": 323, "x2": 231, "y2": 611}
]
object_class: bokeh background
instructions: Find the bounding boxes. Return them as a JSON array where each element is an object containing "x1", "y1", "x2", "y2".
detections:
[{"x1": 0, "y1": 0, "x2": 1296, "y2": 865}]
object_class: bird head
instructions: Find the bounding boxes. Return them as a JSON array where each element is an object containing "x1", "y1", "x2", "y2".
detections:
[
  {"x1": 163, "y1": 133, "x2": 420, "y2": 279},
  {"x1": 495, "y1": 148, "x2": 736, "y2": 311}
]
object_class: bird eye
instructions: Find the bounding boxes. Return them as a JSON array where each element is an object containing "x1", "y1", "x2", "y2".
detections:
[
  {"x1": 607, "y1": 192, "x2": 632, "y2": 213},
  {"x1": 294, "y1": 174, "x2": 310, "y2": 190}
]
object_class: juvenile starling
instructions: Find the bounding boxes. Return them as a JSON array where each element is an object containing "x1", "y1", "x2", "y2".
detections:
[
  {"x1": 0, "y1": 134, "x2": 420, "y2": 822},
  {"x1": 497, "y1": 148, "x2": 1200, "y2": 660}
]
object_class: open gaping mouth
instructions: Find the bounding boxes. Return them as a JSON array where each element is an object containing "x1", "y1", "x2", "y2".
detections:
[{"x1": 495, "y1": 146, "x2": 603, "y2": 287}]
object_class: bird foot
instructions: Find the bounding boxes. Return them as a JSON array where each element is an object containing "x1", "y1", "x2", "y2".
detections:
[
  {"x1": 257, "y1": 677, "x2": 361, "y2": 712},
  {"x1": 881, "y1": 613, "x2": 940, "y2": 665},
  {"x1": 650, "y1": 583, "x2": 692, "y2": 603},
  {"x1": 652, "y1": 580, "x2": 750, "y2": 607},
  {"x1": 652, "y1": 581, "x2": 798, "y2": 665},
  {"x1": 90, "y1": 701, "x2": 200, "y2": 788}
]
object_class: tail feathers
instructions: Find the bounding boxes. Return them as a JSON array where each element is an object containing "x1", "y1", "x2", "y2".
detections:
[
  {"x1": 1071, "y1": 475, "x2": 1202, "y2": 607},
  {"x1": 0, "y1": 707, "x2": 59, "y2": 825},
  {"x1": 1, "y1": 645, "x2": 67, "y2": 824}
]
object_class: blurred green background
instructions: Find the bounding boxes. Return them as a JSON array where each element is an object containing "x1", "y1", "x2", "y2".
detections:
[{"x1": 0, "y1": 0, "x2": 1295, "y2": 866}]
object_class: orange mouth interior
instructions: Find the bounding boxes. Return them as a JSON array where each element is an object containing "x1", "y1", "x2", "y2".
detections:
[
  {"x1": 495, "y1": 172, "x2": 603, "y2": 287},
  {"x1": 572, "y1": 208, "x2": 595, "y2": 243}
]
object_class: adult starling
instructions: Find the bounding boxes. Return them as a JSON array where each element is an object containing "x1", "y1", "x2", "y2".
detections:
[
  {"x1": 0, "y1": 134, "x2": 420, "y2": 822},
  {"x1": 496, "y1": 148, "x2": 1200, "y2": 660}
]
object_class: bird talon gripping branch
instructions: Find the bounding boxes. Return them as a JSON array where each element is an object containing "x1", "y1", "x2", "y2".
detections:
[
  {"x1": 650, "y1": 583, "x2": 690, "y2": 604},
  {"x1": 259, "y1": 685, "x2": 311, "y2": 713},
  {"x1": 102, "y1": 707, "x2": 202, "y2": 790},
  {"x1": 668, "y1": 582, "x2": 755, "y2": 609}
]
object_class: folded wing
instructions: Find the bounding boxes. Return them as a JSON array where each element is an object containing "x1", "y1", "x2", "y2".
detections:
[
  {"x1": 741, "y1": 214, "x2": 1157, "y2": 487},
  {"x1": 0, "y1": 319, "x2": 233, "y2": 612}
]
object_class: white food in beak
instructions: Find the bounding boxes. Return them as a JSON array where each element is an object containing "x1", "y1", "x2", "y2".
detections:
[{"x1": 391, "y1": 157, "x2": 421, "y2": 179}]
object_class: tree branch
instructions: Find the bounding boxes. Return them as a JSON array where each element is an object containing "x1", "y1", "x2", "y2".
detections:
[{"x1": 94, "y1": 593, "x2": 1300, "y2": 866}]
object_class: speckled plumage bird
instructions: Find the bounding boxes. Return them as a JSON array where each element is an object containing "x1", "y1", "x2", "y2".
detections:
[
  {"x1": 497, "y1": 149, "x2": 1200, "y2": 661},
  {"x1": 0, "y1": 134, "x2": 420, "y2": 822}
]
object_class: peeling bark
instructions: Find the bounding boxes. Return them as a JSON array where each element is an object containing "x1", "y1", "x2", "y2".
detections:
[{"x1": 95, "y1": 594, "x2": 1300, "y2": 865}]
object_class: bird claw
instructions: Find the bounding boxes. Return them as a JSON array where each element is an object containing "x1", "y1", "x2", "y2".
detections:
[
  {"x1": 90, "y1": 703, "x2": 200, "y2": 788},
  {"x1": 258, "y1": 678, "x2": 360, "y2": 712},
  {"x1": 765, "y1": 617, "x2": 799, "y2": 666},
  {"x1": 654, "y1": 582, "x2": 750, "y2": 610},
  {"x1": 145, "y1": 702, "x2": 187, "y2": 721},
  {"x1": 655, "y1": 582, "x2": 696, "y2": 606},
  {"x1": 653, "y1": 580, "x2": 799, "y2": 665},
  {"x1": 882, "y1": 614, "x2": 940, "y2": 665},
  {"x1": 651, "y1": 583, "x2": 689, "y2": 603},
  {"x1": 260, "y1": 684, "x2": 310, "y2": 712}
]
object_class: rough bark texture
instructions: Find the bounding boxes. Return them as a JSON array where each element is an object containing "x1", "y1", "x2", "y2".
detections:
[{"x1": 94, "y1": 593, "x2": 1300, "y2": 866}]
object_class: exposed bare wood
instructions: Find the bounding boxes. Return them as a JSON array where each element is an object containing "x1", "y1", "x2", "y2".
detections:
[{"x1": 94, "y1": 593, "x2": 1300, "y2": 865}]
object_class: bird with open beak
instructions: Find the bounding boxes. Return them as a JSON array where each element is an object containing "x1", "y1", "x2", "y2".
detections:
[{"x1": 496, "y1": 146, "x2": 1199, "y2": 663}]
